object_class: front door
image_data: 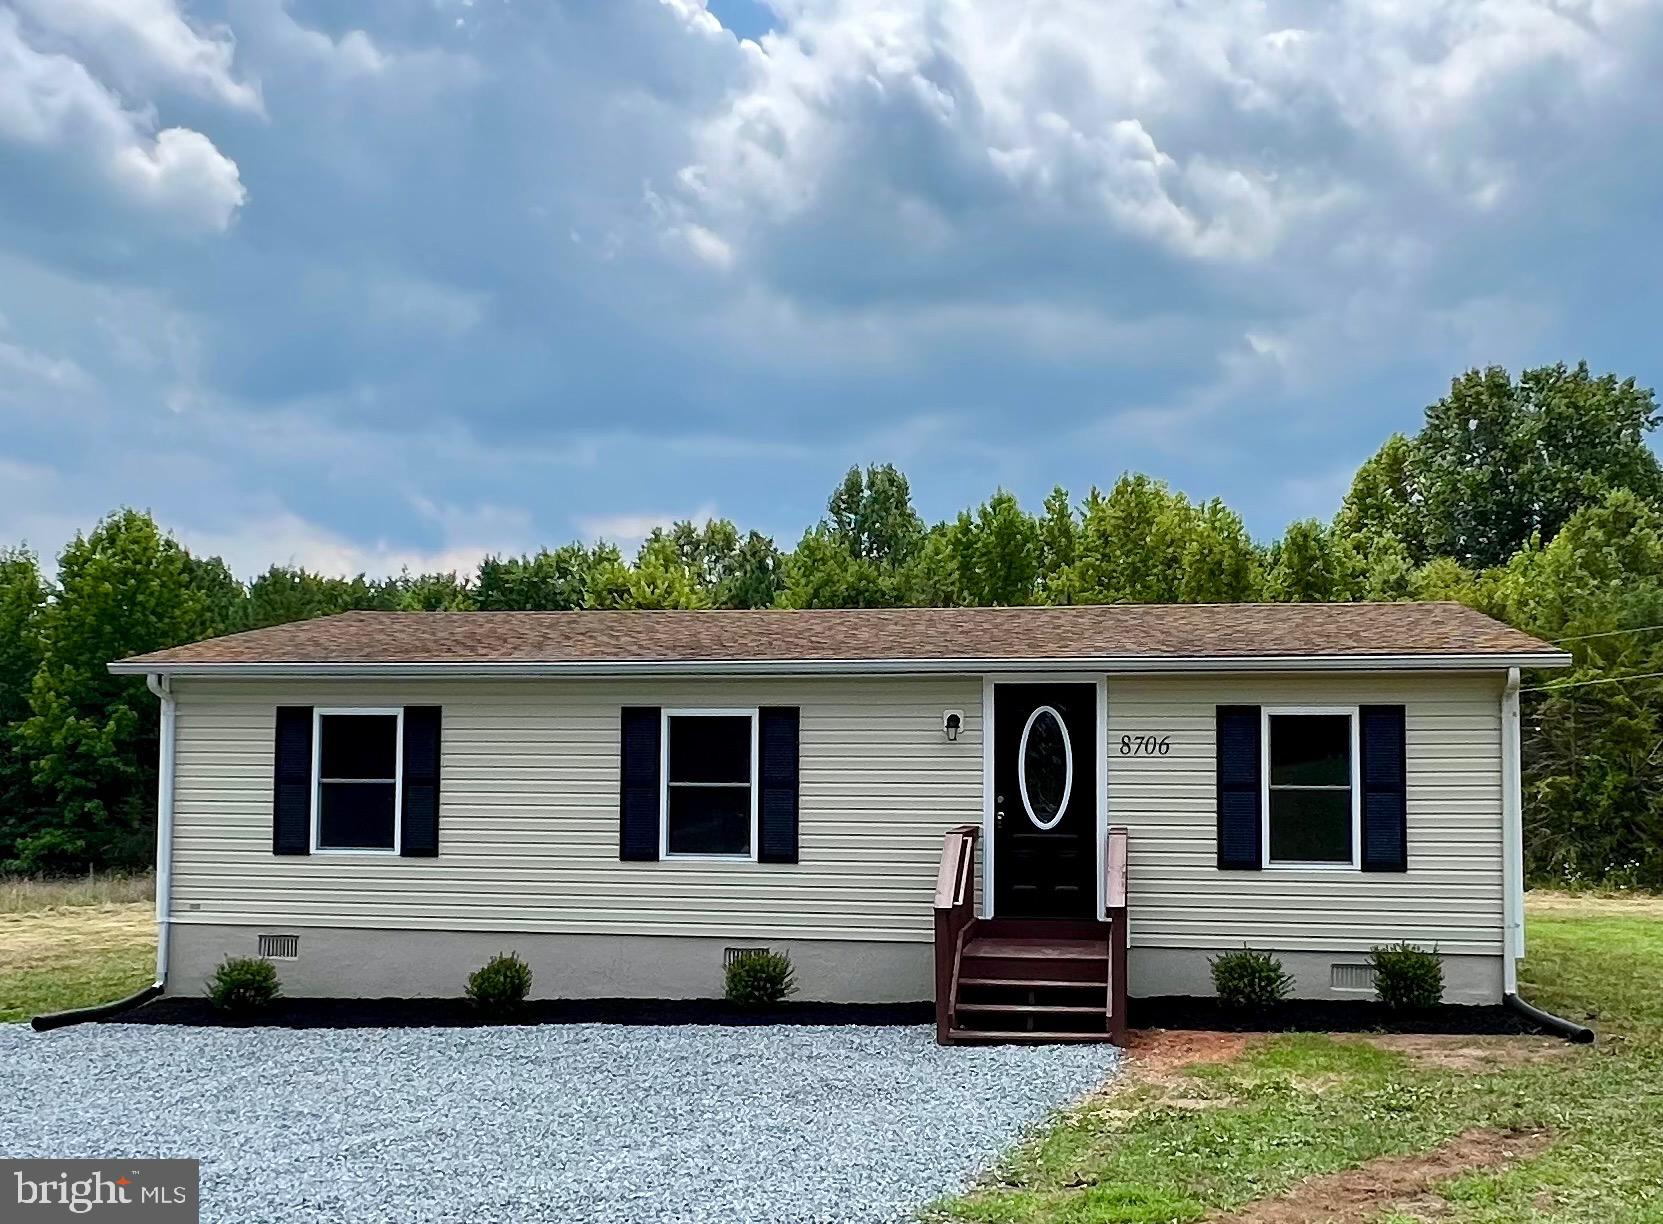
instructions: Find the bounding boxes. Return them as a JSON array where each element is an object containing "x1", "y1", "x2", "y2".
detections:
[{"x1": 992, "y1": 683, "x2": 1097, "y2": 919}]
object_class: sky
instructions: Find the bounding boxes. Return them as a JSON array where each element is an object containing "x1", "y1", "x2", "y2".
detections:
[{"x1": 1, "y1": 0, "x2": 1659, "y2": 580}]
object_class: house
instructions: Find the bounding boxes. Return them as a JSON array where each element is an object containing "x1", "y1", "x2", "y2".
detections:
[{"x1": 112, "y1": 603, "x2": 1568, "y2": 1042}]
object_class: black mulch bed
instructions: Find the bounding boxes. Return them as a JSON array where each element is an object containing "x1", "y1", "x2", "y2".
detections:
[
  {"x1": 106, "y1": 995, "x2": 935, "y2": 1030},
  {"x1": 101, "y1": 994, "x2": 1560, "y2": 1037},
  {"x1": 1128, "y1": 996, "x2": 1554, "y2": 1037}
]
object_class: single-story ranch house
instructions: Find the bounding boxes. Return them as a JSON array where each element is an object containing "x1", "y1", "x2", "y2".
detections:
[{"x1": 112, "y1": 603, "x2": 1568, "y2": 1042}]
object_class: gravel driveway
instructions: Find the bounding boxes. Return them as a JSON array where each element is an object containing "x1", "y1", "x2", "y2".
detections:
[{"x1": 1, "y1": 1023, "x2": 1118, "y2": 1223}]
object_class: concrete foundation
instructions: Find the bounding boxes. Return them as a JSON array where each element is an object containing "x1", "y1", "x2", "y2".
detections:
[
  {"x1": 1127, "y1": 946, "x2": 1503, "y2": 1005},
  {"x1": 168, "y1": 924, "x2": 1505, "y2": 1006},
  {"x1": 167, "y1": 924, "x2": 936, "y2": 1003}
]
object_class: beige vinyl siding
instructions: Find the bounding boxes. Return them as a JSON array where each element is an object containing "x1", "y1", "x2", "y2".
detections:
[
  {"x1": 1108, "y1": 673, "x2": 1505, "y2": 956},
  {"x1": 169, "y1": 677, "x2": 981, "y2": 942}
]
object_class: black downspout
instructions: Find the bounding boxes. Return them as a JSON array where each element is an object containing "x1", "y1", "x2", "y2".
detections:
[
  {"x1": 31, "y1": 984, "x2": 163, "y2": 1033},
  {"x1": 1505, "y1": 992, "x2": 1595, "y2": 1044}
]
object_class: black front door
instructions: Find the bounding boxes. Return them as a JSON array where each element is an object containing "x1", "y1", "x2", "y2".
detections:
[{"x1": 993, "y1": 683, "x2": 1096, "y2": 919}]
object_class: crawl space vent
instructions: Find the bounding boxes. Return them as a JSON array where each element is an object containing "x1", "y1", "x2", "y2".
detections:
[
  {"x1": 257, "y1": 933, "x2": 300, "y2": 960},
  {"x1": 724, "y1": 946, "x2": 768, "y2": 967},
  {"x1": 1331, "y1": 963, "x2": 1376, "y2": 991}
]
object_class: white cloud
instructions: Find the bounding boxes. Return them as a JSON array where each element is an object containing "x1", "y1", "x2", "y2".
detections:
[
  {"x1": 669, "y1": 0, "x2": 1655, "y2": 276},
  {"x1": 10, "y1": 0, "x2": 262, "y2": 112},
  {"x1": 678, "y1": 222, "x2": 735, "y2": 268},
  {"x1": 0, "y1": 10, "x2": 246, "y2": 230},
  {"x1": 576, "y1": 503, "x2": 720, "y2": 549},
  {"x1": 181, "y1": 510, "x2": 502, "y2": 582},
  {"x1": 110, "y1": 126, "x2": 248, "y2": 230}
]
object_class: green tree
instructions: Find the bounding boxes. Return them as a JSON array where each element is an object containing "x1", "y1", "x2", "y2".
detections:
[
  {"x1": 1177, "y1": 500, "x2": 1261, "y2": 603},
  {"x1": 1065, "y1": 476, "x2": 1255, "y2": 604},
  {"x1": 392, "y1": 570, "x2": 476, "y2": 611},
  {"x1": 643, "y1": 519, "x2": 784, "y2": 608},
  {"x1": 1264, "y1": 519, "x2": 1344, "y2": 602},
  {"x1": 1036, "y1": 486, "x2": 1080, "y2": 604},
  {"x1": 718, "y1": 530, "x2": 785, "y2": 609},
  {"x1": 185, "y1": 554, "x2": 247, "y2": 635},
  {"x1": 1333, "y1": 433, "x2": 1426, "y2": 562},
  {"x1": 243, "y1": 566, "x2": 395, "y2": 629},
  {"x1": 474, "y1": 544, "x2": 606, "y2": 611},
  {"x1": 1069, "y1": 475, "x2": 1185, "y2": 603},
  {"x1": 586, "y1": 536, "x2": 711, "y2": 609},
  {"x1": 780, "y1": 465, "x2": 927, "y2": 608},
  {"x1": 1416, "y1": 363, "x2": 1663, "y2": 569},
  {"x1": 1344, "y1": 531, "x2": 1416, "y2": 602},
  {"x1": 1409, "y1": 556, "x2": 1482, "y2": 606},
  {"x1": 950, "y1": 490, "x2": 1040, "y2": 606},
  {"x1": 1488, "y1": 492, "x2": 1663, "y2": 885},
  {"x1": 0, "y1": 547, "x2": 48, "y2": 864},
  {"x1": 18, "y1": 511, "x2": 219, "y2": 872}
]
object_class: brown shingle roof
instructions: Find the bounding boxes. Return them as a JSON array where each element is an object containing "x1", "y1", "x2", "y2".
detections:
[{"x1": 113, "y1": 603, "x2": 1565, "y2": 672}]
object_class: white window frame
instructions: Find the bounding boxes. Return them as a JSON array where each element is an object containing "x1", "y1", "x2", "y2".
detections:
[
  {"x1": 1261, "y1": 705, "x2": 1361, "y2": 871},
  {"x1": 659, "y1": 707, "x2": 760, "y2": 862},
  {"x1": 311, "y1": 707, "x2": 403, "y2": 855}
]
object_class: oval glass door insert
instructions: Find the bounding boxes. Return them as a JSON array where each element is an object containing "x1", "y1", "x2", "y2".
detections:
[{"x1": 1018, "y1": 704, "x2": 1073, "y2": 830}]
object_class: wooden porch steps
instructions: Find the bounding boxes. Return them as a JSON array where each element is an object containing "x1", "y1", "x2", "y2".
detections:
[
  {"x1": 933, "y1": 824, "x2": 1130, "y2": 1047},
  {"x1": 946, "y1": 1028, "x2": 1111, "y2": 1044},
  {"x1": 958, "y1": 976, "x2": 1107, "y2": 990},
  {"x1": 962, "y1": 936, "x2": 1107, "y2": 960}
]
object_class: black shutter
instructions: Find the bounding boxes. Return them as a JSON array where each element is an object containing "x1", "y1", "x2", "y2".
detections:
[
  {"x1": 273, "y1": 706, "x2": 312, "y2": 855},
  {"x1": 1216, "y1": 705, "x2": 1262, "y2": 870},
  {"x1": 758, "y1": 707, "x2": 800, "y2": 864},
  {"x1": 401, "y1": 706, "x2": 442, "y2": 857},
  {"x1": 1360, "y1": 704, "x2": 1408, "y2": 872},
  {"x1": 619, "y1": 707, "x2": 661, "y2": 861}
]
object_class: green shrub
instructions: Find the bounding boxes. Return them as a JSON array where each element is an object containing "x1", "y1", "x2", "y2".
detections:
[
  {"x1": 466, "y1": 951, "x2": 533, "y2": 1015},
  {"x1": 724, "y1": 950, "x2": 797, "y2": 1007},
  {"x1": 207, "y1": 956, "x2": 280, "y2": 1015},
  {"x1": 1209, "y1": 948, "x2": 1294, "y2": 1011},
  {"x1": 1370, "y1": 942, "x2": 1444, "y2": 1010}
]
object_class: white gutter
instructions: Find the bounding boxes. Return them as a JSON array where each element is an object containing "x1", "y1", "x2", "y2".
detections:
[
  {"x1": 1500, "y1": 666, "x2": 1524, "y2": 994},
  {"x1": 147, "y1": 673, "x2": 176, "y2": 991},
  {"x1": 110, "y1": 651, "x2": 1572, "y2": 680}
]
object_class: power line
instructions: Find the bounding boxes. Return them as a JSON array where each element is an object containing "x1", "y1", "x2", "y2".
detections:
[
  {"x1": 1522, "y1": 669, "x2": 1663, "y2": 693},
  {"x1": 1549, "y1": 623, "x2": 1663, "y2": 644}
]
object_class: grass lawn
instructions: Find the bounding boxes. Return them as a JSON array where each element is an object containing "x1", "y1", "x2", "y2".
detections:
[
  {"x1": 931, "y1": 893, "x2": 1663, "y2": 1224},
  {"x1": 0, "y1": 874, "x2": 155, "y2": 1023}
]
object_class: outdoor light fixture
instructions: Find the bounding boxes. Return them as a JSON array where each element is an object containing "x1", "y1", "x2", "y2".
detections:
[{"x1": 942, "y1": 710, "x2": 964, "y2": 742}]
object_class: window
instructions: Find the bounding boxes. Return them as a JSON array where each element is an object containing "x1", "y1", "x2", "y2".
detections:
[
  {"x1": 661, "y1": 710, "x2": 757, "y2": 859},
  {"x1": 313, "y1": 709, "x2": 402, "y2": 853},
  {"x1": 1263, "y1": 708, "x2": 1358, "y2": 867}
]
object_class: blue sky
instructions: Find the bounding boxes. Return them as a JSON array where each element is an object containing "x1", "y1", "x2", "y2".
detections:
[{"x1": 1, "y1": 0, "x2": 1659, "y2": 579}]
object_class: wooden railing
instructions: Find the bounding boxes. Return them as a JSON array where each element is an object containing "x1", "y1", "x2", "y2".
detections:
[
  {"x1": 932, "y1": 824, "x2": 980, "y2": 1043},
  {"x1": 1105, "y1": 825, "x2": 1129, "y2": 1043}
]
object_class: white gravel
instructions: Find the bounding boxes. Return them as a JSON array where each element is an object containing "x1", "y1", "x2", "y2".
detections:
[{"x1": 1, "y1": 1023, "x2": 1118, "y2": 1223}]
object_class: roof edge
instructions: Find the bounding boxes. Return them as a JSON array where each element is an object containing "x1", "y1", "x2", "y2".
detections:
[{"x1": 110, "y1": 651, "x2": 1574, "y2": 679}]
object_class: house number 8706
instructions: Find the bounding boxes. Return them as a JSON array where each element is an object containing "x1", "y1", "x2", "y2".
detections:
[{"x1": 1119, "y1": 735, "x2": 1171, "y2": 755}]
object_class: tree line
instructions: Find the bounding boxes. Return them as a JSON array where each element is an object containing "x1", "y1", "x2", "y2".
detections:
[{"x1": 3, "y1": 362, "x2": 1660, "y2": 885}]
